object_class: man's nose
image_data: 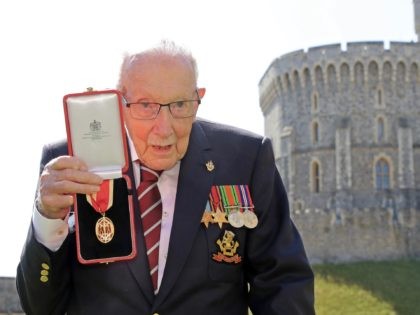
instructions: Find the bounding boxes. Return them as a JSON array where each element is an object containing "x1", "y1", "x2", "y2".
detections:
[{"x1": 153, "y1": 106, "x2": 173, "y2": 135}]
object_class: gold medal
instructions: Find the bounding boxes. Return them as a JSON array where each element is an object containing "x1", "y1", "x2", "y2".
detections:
[
  {"x1": 95, "y1": 215, "x2": 115, "y2": 243},
  {"x1": 212, "y1": 208, "x2": 229, "y2": 228},
  {"x1": 243, "y1": 209, "x2": 258, "y2": 229},
  {"x1": 86, "y1": 180, "x2": 115, "y2": 243},
  {"x1": 201, "y1": 211, "x2": 214, "y2": 228},
  {"x1": 228, "y1": 210, "x2": 244, "y2": 228}
]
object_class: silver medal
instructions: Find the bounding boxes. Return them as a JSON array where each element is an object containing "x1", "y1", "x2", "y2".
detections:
[
  {"x1": 243, "y1": 210, "x2": 258, "y2": 229},
  {"x1": 228, "y1": 211, "x2": 244, "y2": 228}
]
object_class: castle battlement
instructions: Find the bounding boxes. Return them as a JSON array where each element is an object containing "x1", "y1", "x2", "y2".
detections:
[{"x1": 259, "y1": 41, "x2": 419, "y2": 114}]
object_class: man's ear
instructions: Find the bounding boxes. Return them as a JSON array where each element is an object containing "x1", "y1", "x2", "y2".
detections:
[{"x1": 197, "y1": 87, "x2": 206, "y2": 99}]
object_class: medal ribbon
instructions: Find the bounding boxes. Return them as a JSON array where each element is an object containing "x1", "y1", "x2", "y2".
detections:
[
  {"x1": 238, "y1": 185, "x2": 254, "y2": 210},
  {"x1": 234, "y1": 185, "x2": 245, "y2": 211},
  {"x1": 86, "y1": 179, "x2": 114, "y2": 213},
  {"x1": 218, "y1": 186, "x2": 230, "y2": 214},
  {"x1": 209, "y1": 186, "x2": 221, "y2": 213},
  {"x1": 244, "y1": 185, "x2": 254, "y2": 207},
  {"x1": 231, "y1": 186, "x2": 240, "y2": 206},
  {"x1": 224, "y1": 185, "x2": 241, "y2": 212}
]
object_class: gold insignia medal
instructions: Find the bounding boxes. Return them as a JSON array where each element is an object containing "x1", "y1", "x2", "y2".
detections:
[
  {"x1": 212, "y1": 230, "x2": 242, "y2": 264},
  {"x1": 95, "y1": 216, "x2": 115, "y2": 243},
  {"x1": 86, "y1": 179, "x2": 115, "y2": 243},
  {"x1": 208, "y1": 186, "x2": 228, "y2": 228},
  {"x1": 201, "y1": 201, "x2": 215, "y2": 228},
  {"x1": 213, "y1": 208, "x2": 229, "y2": 228}
]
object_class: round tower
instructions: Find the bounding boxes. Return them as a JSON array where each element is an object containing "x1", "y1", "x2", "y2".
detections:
[{"x1": 259, "y1": 41, "x2": 420, "y2": 262}]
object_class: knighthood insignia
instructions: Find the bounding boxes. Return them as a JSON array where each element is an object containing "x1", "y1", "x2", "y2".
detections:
[
  {"x1": 202, "y1": 185, "x2": 259, "y2": 229},
  {"x1": 212, "y1": 230, "x2": 242, "y2": 264}
]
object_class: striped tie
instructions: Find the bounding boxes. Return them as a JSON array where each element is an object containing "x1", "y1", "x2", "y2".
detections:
[{"x1": 137, "y1": 165, "x2": 162, "y2": 293}]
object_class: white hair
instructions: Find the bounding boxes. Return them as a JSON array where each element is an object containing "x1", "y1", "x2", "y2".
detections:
[{"x1": 117, "y1": 40, "x2": 198, "y2": 91}]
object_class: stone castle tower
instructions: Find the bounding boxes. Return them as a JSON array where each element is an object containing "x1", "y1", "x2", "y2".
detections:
[{"x1": 259, "y1": 1, "x2": 420, "y2": 262}]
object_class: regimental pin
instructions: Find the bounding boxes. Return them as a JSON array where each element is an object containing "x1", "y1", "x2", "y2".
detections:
[
  {"x1": 212, "y1": 230, "x2": 242, "y2": 264},
  {"x1": 206, "y1": 160, "x2": 215, "y2": 172}
]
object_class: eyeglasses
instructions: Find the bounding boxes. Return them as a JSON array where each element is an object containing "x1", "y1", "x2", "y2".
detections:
[{"x1": 125, "y1": 91, "x2": 201, "y2": 120}]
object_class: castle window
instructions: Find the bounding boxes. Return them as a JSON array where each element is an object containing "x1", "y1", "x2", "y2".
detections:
[
  {"x1": 312, "y1": 93, "x2": 318, "y2": 112},
  {"x1": 354, "y1": 62, "x2": 365, "y2": 87},
  {"x1": 376, "y1": 117, "x2": 385, "y2": 143},
  {"x1": 311, "y1": 161, "x2": 321, "y2": 193},
  {"x1": 377, "y1": 89, "x2": 383, "y2": 106},
  {"x1": 315, "y1": 65, "x2": 324, "y2": 88},
  {"x1": 312, "y1": 120, "x2": 319, "y2": 144},
  {"x1": 409, "y1": 62, "x2": 418, "y2": 92},
  {"x1": 327, "y1": 64, "x2": 338, "y2": 93},
  {"x1": 375, "y1": 159, "x2": 390, "y2": 190},
  {"x1": 396, "y1": 61, "x2": 406, "y2": 98}
]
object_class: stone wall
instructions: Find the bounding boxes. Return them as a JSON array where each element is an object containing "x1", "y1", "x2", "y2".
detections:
[
  {"x1": 293, "y1": 205, "x2": 420, "y2": 264},
  {"x1": 0, "y1": 277, "x2": 23, "y2": 315}
]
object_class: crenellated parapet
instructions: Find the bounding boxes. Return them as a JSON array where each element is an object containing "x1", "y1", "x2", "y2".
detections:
[
  {"x1": 259, "y1": 40, "x2": 420, "y2": 164},
  {"x1": 259, "y1": 41, "x2": 420, "y2": 115}
]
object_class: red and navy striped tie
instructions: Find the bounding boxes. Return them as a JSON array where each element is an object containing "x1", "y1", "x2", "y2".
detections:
[{"x1": 137, "y1": 165, "x2": 162, "y2": 293}]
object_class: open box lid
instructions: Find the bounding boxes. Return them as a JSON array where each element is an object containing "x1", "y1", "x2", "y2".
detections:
[{"x1": 63, "y1": 90, "x2": 129, "y2": 179}]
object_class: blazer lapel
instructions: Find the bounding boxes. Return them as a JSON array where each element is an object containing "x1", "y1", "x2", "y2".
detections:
[{"x1": 154, "y1": 122, "x2": 214, "y2": 306}]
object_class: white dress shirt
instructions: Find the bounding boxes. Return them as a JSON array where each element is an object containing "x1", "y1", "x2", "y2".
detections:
[{"x1": 32, "y1": 138, "x2": 179, "y2": 292}]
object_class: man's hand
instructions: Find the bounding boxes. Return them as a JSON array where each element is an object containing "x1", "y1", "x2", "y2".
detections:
[{"x1": 37, "y1": 156, "x2": 103, "y2": 219}]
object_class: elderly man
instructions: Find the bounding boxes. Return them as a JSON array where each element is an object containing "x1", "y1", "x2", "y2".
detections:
[{"x1": 17, "y1": 41, "x2": 314, "y2": 314}]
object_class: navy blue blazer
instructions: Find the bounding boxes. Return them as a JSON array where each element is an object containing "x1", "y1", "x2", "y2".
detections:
[{"x1": 17, "y1": 119, "x2": 314, "y2": 315}]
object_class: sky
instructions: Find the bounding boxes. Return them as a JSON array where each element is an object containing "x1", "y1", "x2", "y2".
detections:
[{"x1": 0, "y1": 0, "x2": 416, "y2": 277}]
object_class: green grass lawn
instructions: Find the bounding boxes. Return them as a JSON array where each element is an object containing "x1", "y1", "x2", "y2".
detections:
[{"x1": 313, "y1": 260, "x2": 420, "y2": 315}]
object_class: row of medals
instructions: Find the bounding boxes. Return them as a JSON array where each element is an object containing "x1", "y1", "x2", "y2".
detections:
[
  {"x1": 95, "y1": 209, "x2": 259, "y2": 244},
  {"x1": 226, "y1": 208, "x2": 258, "y2": 229},
  {"x1": 206, "y1": 207, "x2": 258, "y2": 229}
]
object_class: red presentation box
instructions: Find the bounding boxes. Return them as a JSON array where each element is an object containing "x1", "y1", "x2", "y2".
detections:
[{"x1": 63, "y1": 89, "x2": 137, "y2": 264}]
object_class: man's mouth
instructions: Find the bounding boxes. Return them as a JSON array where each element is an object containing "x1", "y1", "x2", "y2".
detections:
[{"x1": 152, "y1": 144, "x2": 172, "y2": 151}]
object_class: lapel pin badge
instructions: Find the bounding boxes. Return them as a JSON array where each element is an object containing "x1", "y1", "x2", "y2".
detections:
[{"x1": 206, "y1": 160, "x2": 215, "y2": 172}]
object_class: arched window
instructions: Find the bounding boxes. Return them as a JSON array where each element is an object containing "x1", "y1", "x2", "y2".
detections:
[
  {"x1": 311, "y1": 161, "x2": 320, "y2": 193},
  {"x1": 312, "y1": 93, "x2": 318, "y2": 112},
  {"x1": 375, "y1": 159, "x2": 390, "y2": 189},
  {"x1": 354, "y1": 62, "x2": 364, "y2": 87},
  {"x1": 312, "y1": 121, "x2": 319, "y2": 144},
  {"x1": 377, "y1": 89, "x2": 383, "y2": 106},
  {"x1": 377, "y1": 117, "x2": 384, "y2": 143}
]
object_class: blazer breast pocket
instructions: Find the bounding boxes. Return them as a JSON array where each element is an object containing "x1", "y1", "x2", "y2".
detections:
[{"x1": 205, "y1": 225, "x2": 246, "y2": 283}]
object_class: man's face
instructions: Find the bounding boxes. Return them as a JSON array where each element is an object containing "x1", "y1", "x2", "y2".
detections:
[{"x1": 122, "y1": 55, "x2": 204, "y2": 171}]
